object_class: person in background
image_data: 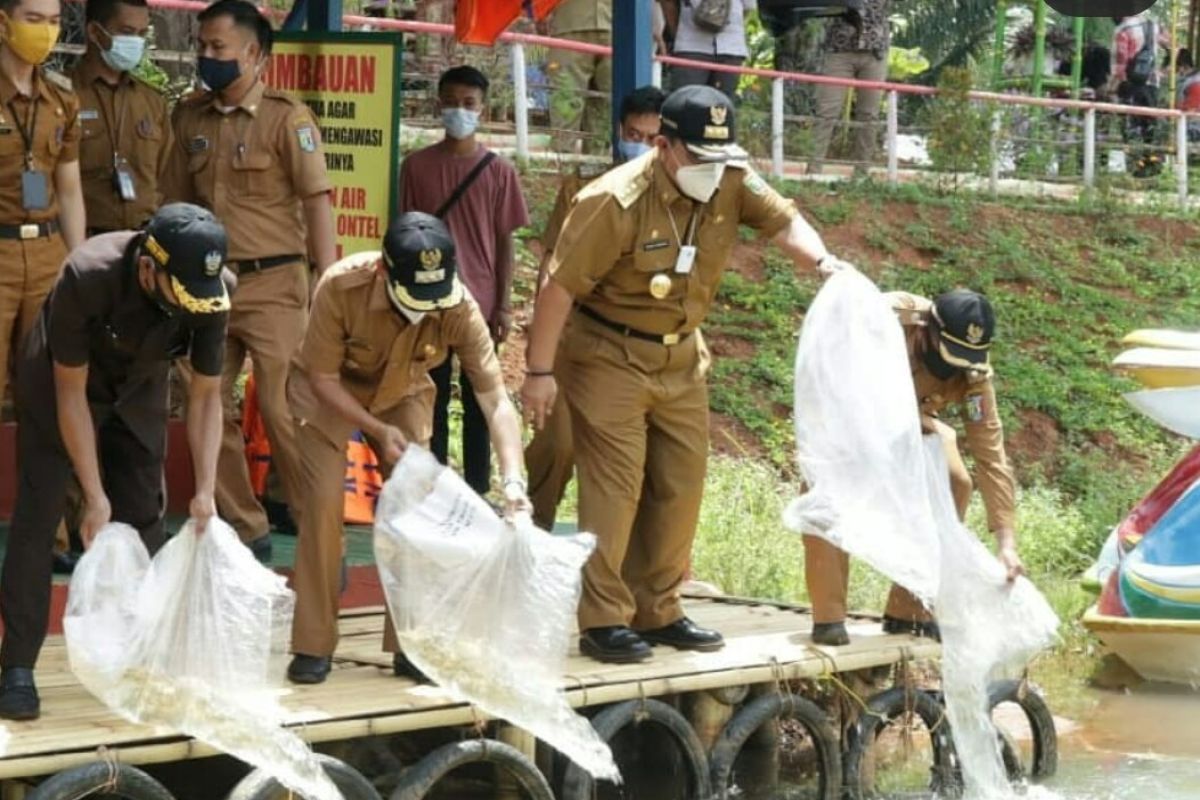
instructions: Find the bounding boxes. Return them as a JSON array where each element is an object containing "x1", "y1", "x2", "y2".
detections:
[
  {"x1": 1111, "y1": 13, "x2": 1166, "y2": 146},
  {"x1": 803, "y1": 290, "x2": 1024, "y2": 646},
  {"x1": 661, "y1": 0, "x2": 755, "y2": 100},
  {"x1": 808, "y1": 0, "x2": 890, "y2": 175},
  {"x1": 398, "y1": 65, "x2": 529, "y2": 498},
  {"x1": 547, "y1": 0, "x2": 612, "y2": 154},
  {"x1": 162, "y1": 0, "x2": 337, "y2": 563},
  {"x1": 286, "y1": 212, "x2": 530, "y2": 685},
  {"x1": 525, "y1": 85, "x2": 665, "y2": 531}
]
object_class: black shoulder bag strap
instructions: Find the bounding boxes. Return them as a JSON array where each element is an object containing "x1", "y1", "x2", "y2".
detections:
[{"x1": 434, "y1": 151, "x2": 497, "y2": 219}]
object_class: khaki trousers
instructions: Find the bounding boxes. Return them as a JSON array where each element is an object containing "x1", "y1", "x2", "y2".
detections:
[
  {"x1": 803, "y1": 419, "x2": 974, "y2": 624},
  {"x1": 549, "y1": 30, "x2": 613, "y2": 155},
  {"x1": 563, "y1": 314, "x2": 710, "y2": 631},
  {"x1": 0, "y1": 234, "x2": 65, "y2": 411},
  {"x1": 524, "y1": 386, "x2": 574, "y2": 532},
  {"x1": 809, "y1": 50, "x2": 887, "y2": 174},
  {"x1": 289, "y1": 392, "x2": 430, "y2": 658}
]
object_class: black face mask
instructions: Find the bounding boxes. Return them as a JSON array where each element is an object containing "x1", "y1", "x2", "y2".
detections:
[
  {"x1": 922, "y1": 342, "x2": 960, "y2": 380},
  {"x1": 143, "y1": 264, "x2": 180, "y2": 319}
]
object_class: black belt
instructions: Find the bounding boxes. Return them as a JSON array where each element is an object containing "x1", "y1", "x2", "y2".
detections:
[
  {"x1": 577, "y1": 305, "x2": 691, "y2": 346},
  {"x1": 0, "y1": 220, "x2": 60, "y2": 240},
  {"x1": 230, "y1": 254, "x2": 305, "y2": 273}
]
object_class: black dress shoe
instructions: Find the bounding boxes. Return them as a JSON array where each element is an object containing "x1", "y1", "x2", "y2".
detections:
[
  {"x1": 0, "y1": 668, "x2": 40, "y2": 721},
  {"x1": 638, "y1": 618, "x2": 725, "y2": 652},
  {"x1": 811, "y1": 622, "x2": 850, "y2": 646},
  {"x1": 52, "y1": 551, "x2": 80, "y2": 575},
  {"x1": 287, "y1": 654, "x2": 332, "y2": 684},
  {"x1": 393, "y1": 652, "x2": 430, "y2": 683},
  {"x1": 882, "y1": 615, "x2": 942, "y2": 642},
  {"x1": 248, "y1": 534, "x2": 273, "y2": 564},
  {"x1": 580, "y1": 626, "x2": 653, "y2": 663}
]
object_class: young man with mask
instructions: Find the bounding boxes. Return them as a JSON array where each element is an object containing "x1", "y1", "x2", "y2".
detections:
[
  {"x1": 525, "y1": 84, "x2": 664, "y2": 531},
  {"x1": 397, "y1": 65, "x2": 528, "y2": 498},
  {"x1": 286, "y1": 211, "x2": 530, "y2": 685},
  {"x1": 0, "y1": 0, "x2": 85, "y2": 418},
  {"x1": 163, "y1": 0, "x2": 336, "y2": 563},
  {"x1": 71, "y1": 0, "x2": 172, "y2": 235},
  {"x1": 521, "y1": 85, "x2": 847, "y2": 663},
  {"x1": 0, "y1": 203, "x2": 230, "y2": 719},
  {"x1": 802, "y1": 289, "x2": 1025, "y2": 647}
]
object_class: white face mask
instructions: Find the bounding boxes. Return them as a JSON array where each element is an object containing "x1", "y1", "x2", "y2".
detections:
[
  {"x1": 442, "y1": 107, "x2": 480, "y2": 140},
  {"x1": 394, "y1": 302, "x2": 426, "y2": 326},
  {"x1": 674, "y1": 161, "x2": 727, "y2": 203}
]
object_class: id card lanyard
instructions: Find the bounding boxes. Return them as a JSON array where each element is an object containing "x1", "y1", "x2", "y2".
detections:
[
  {"x1": 97, "y1": 82, "x2": 136, "y2": 201},
  {"x1": 665, "y1": 203, "x2": 699, "y2": 275},
  {"x1": 7, "y1": 95, "x2": 48, "y2": 212}
]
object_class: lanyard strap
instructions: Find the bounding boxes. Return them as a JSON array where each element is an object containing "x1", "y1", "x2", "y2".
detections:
[
  {"x1": 6, "y1": 93, "x2": 40, "y2": 169},
  {"x1": 95, "y1": 80, "x2": 126, "y2": 167},
  {"x1": 665, "y1": 203, "x2": 699, "y2": 249}
]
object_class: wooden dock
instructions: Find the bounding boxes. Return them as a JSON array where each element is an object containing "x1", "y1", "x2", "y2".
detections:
[{"x1": 0, "y1": 596, "x2": 940, "y2": 782}]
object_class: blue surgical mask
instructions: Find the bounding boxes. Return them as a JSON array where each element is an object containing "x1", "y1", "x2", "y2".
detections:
[
  {"x1": 617, "y1": 140, "x2": 652, "y2": 162},
  {"x1": 198, "y1": 56, "x2": 241, "y2": 92},
  {"x1": 442, "y1": 107, "x2": 479, "y2": 140},
  {"x1": 100, "y1": 30, "x2": 146, "y2": 73}
]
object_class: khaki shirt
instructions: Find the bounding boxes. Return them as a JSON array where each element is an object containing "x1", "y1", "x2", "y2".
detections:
[
  {"x1": 71, "y1": 55, "x2": 173, "y2": 231},
  {"x1": 890, "y1": 291, "x2": 1017, "y2": 532},
  {"x1": 550, "y1": 0, "x2": 612, "y2": 35},
  {"x1": 549, "y1": 151, "x2": 797, "y2": 335},
  {"x1": 291, "y1": 251, "x2": 503, "y2": 447},
  {"x1": 0, "y1": 69, "x2": 80, "y2": 225},
  {"x1": 163, "y1": 80, "x2": 331, "y2": 261}
]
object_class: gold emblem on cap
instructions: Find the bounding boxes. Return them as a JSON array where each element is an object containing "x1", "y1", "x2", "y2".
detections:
[
  {"x1": 710, "y1": 105, "x2": 728, "y2": 125},
  {"x1": 649, "y1": 273, "x2": 672, "y2": 299},
  {"x1": 966, "y1": 323, "x2": 984, "y2": 344},
  {"x1": 419, "y1": 249, "x2": 443, "y2": 268}
]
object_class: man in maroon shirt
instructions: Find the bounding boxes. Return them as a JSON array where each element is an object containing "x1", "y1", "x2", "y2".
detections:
[{"x1": 398, "y1": 65, "x2": 529, "y2": 495}]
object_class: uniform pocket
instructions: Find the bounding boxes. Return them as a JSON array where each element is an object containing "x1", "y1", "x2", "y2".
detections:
[{"x1": 232, "y1": 151, "x2": 272, "y2": 198}]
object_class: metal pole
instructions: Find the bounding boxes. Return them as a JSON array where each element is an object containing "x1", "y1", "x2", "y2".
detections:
[
  {"x1": 886, "y1": 90, "x2": 898, "y2": 185},
  {"x1": 771, "y1": 77, "x2": 784, "y2": 178},
  {"x1": 1178, "y1": 112, "x2": 1189, "y2": 207},
  {"x1": 1083, "y1": 108, "x2": 1096, "y2": 188},
  {"x1": 306, "y1": 0, "x2": 340, "y2": 32},
  {"x1": 512, "y1": 43, "x2": 530, "y2": 162},
  {"x1": 989, "y1": 108, "x2": 1000, "y2": 195},
  {"x1": 652, "y1": 60, "x2": 663, "y2": 88}
]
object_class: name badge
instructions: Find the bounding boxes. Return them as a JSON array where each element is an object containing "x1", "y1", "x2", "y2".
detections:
[
  {"x1": 114, "y1": 165, "x2": 136, "y2": 201},
  {"x1": 674, "y1": 245, "x2": 697, "y2": 275},
  {"x1": 80, "y1": 108, "x2": 100, "y2": 121},
  {"x1": 21, "y1": 170, "x2": 49, "y2": 211}
]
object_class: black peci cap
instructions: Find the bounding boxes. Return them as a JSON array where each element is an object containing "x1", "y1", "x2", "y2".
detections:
[
  {"x1": 931, "y1": 290, "x2": 995, "y2": 369},
  {"x1": 659, "y1": 84, "x2": 747, "y2": 162},
  {"x1": 381, "y1": 212, "x2": 464, "y2": 312},
  {"x1": 143, "y1": 203, "x2": 229, "y2": 314}
]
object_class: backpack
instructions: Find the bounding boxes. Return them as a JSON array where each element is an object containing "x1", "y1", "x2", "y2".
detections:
[
  {"x1": 1126, "y1": 21, "x2": 1157, "y2": 86},
  {"x1": 690, "y1": 0, "x2": 732, "y2": 33}
]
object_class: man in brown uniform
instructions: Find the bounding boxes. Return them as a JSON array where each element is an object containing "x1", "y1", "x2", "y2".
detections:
[
  {"x1": 803, "y1": 289, "x2": 1026, "y2": 646},
  {"x1": 0, "y1": 0, "x2": 85, "y2": 413},
  {"x1": 72, "y1": 0, "x2": 172, "y2": 235},
  {"x1": 522, "y1": 85, "x2": 845, "y2": 663},
  {"x1": 163, "y1": 0, "x2": 336, "y2": 561},
  {"x1": 286, "y1": 212, "x2": 530, "y2": 684}
]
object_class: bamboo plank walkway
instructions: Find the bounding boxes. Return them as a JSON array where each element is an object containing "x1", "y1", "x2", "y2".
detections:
[{"x1": 0, "y1": 597, "x2": 940, "y2": 780}]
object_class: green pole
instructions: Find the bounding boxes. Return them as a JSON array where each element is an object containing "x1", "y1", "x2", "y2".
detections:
[
  {"x1": 1071, "y1": 15, "x2": 1084, "y2": 98},
  {"x1": 1032, "y1": 0, "x2": 1047, "y2": 97},
  {"x1": 993, "y1": 0, "x2": 1009, "y2": 91}
]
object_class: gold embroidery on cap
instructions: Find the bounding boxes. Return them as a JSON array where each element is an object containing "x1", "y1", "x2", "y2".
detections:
[
  {"x1": 710, "y1": 106, "x2": 728, "y2": 125},
  {"x1": 703, "y1": 125, "x2": 730, "y2": 140},
  {"x1": 966, "y1": 323, "x2": 984, "y2": 344},
  {"x1": 145, "y1": 235, "x2": 169, "y2": 266},
  {"x1": 169, "y1": 275, "x2": 230, "y2": 314},
  {"x1": 414, "y1": 268, "x2": 446, "y2": 284},
  {"x1": 419, "y1": 249, "x2": 443, "y2": 269}
]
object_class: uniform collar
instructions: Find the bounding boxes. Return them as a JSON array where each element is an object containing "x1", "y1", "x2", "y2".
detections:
[
  {"x1": 74, "y1": 51, "x2": 133, "y2": 89},
  {"x1": 0, "y1": 68, "x2": 53, "y2": 106},
  {"x1": 369, "y1": 264, "x2": 393, "y2": 312},
  {"x1": 208, "y1": 79, "x2": 265, "y2": 117}
]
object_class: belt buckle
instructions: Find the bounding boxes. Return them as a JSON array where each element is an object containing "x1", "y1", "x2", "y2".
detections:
[
  {"x1": 19, "y1": 224, "x2": 39, "y2": 240},
  {"x1": 662, "y1": 333, "x2": 681, "y2": 346}
]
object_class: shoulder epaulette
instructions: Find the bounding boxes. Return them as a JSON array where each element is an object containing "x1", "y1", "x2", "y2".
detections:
[
  {"x1": 613, "y1": 169, "x2": 650, "y2": 210},
  {"x1": 42, "y1": 69, "x2": 73, "y2": 93}
]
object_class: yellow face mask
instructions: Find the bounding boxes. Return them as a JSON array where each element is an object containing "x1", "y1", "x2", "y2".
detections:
[{"x1": 3, "y1": 17, "x2": 60, "y2": 66}]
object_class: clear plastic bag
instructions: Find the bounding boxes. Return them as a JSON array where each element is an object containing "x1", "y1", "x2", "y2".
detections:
[
  {"x1": 786, "y1": 270, "x2": 1058, "y2": 798},
  {"x1": 65, "y1": 521, "x2": 342, "y2": 800},
  {"x1": 374, "y1": 446, "x2": 619, "y2": 781}
]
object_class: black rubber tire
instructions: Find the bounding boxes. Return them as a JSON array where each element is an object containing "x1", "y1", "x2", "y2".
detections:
[
  {"x1": 27, "y1": 763, "x2": 176, "y2": 800},
  {"x1": 843, "y1": 687, "x2": 958, "y2": 800},
  {"x1": 709, "y1": 692, "x2": 842, "y2": 800},
  {"x1": 561, "y1": 699, "x2": 713, "y2": 800},
  {"x1": 225, "y1": 753, "x2": 382, "y2": 800},
  {"x1": 988, "y1": 679, "x2": 1058, "y2": 781},
  {"x1": 389, "y1": 739, "x2": 553, "y2": 800}
]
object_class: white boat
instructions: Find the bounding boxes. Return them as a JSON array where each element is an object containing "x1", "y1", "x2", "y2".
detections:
[
  {"x1": 1122, "y1": 329, "x2": 1200, "y2": 351},
  {"x1": 1083, "y1": 605, "x2": 1200, "y2": 685},
  {"x1": 1112, "y1": 348, "x2": 1200, "y2": 389},
  {"x1": 1125, "y1": 387, "x2": 1200, "y2": 440}
]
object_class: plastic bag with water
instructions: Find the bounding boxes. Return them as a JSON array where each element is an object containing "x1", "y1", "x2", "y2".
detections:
[
  {"x1": 64, "y1": 521, "x2": 342, "y2": 800},
  {"x1": 785, "y1": 269, "x2": 1059, "y2": 799},
  {"x1": 374, "y1": 445, "x2": 619, "y2": 781}
]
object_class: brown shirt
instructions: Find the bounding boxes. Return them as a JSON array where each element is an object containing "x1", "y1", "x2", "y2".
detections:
[
  {"x1": 890, "y1": 291, "x2": 1017, "y2": 532},
  {"x1": 549, "y1": 151, "x2": 797, "y2": 335},
  {"x1": 0, "y1": 69, "x2": 80, "y2": 225},
  {"x1": 71, "y1": 55, "x2": 173, "y2": 231},
  {"x1": 550, "y1": 0, "x2": 612, "y2": 35},
  {"x1": 292, "y1": 251, "x2": 503, "y2": 446},
  {"x1": 163, "y1": 80, "x2": 332, "y2": 261}
]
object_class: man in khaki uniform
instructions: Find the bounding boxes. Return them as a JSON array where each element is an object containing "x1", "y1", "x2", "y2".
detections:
[
  {"x1": 522, "y1": 86, "x2": 845, "y2": 663},
  {"x1": 526, "y1": 85, "x2": 665, "y2": 530},
  {"x1": 548, "y1": 0, "x2": 612, "y2": 154},
  {"x1": 72, "y1": 0, "x2": 172, "y2": 234},
  {"x1": 287, "y1": 212, "x2": 529, "y2": 685},
  {"x1": 0, "y1": 0, "x2": 85, "y2": 413},
  {"x1": 804, "y1": 289, "x2": 1026, "y2": 646},
  {"x1": 163, "y1": 0, "x2": 336, "y2": 561}
]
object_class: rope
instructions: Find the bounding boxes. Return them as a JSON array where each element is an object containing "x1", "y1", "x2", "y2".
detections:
[
  {"x1": 635, "y1": 681, "x2": 649, "y2": 722},
  {"x1": 63, "y1": 747, "x2": 122, "y2": 800}
]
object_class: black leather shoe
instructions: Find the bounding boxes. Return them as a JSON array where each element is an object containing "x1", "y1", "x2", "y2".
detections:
[
  {"x1": 638, "y1": 618, "x2": 725, "y2": 652},
  {"x1": 52, "y1": 551, "x2": 80, "y2": 575},
  {"x1": 248, "y1": 534, "x2": 273, "y2": 564},
  {"x1": 393, "y1": 652, "x2": 430, "y2": 683},
  {"x1": 580, "y1": 626, "x2": 653, "y2": 663},
  {"x1": 287, "y1": 654, "x2": 332, "y2": 684},
  {"x1": 0, "y1": 668, "x2": 40, "y2": 720},
  {"x1": 882, "y1": 615, "x2": 942, "y2": 642},
  {"x1": 811, "y1": 622, "x2": 850, "y2": 646}
]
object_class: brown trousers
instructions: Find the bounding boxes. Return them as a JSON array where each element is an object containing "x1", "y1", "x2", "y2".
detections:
[
  {"x1": 562, "y1": 314, "x2": 710, "y2": 631},
  {"x1": 0, "y1": 234, "x2": 65, "y2": 411},
  {"x1": 524, "y1": 387, "x2": 574, "y2": 531},
  {"x1": 549, "y1": 30, "x2": 613, "y2": 155},
  {"x1": 803, "y1": 419, "x2": 973, "y2": 624}
]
